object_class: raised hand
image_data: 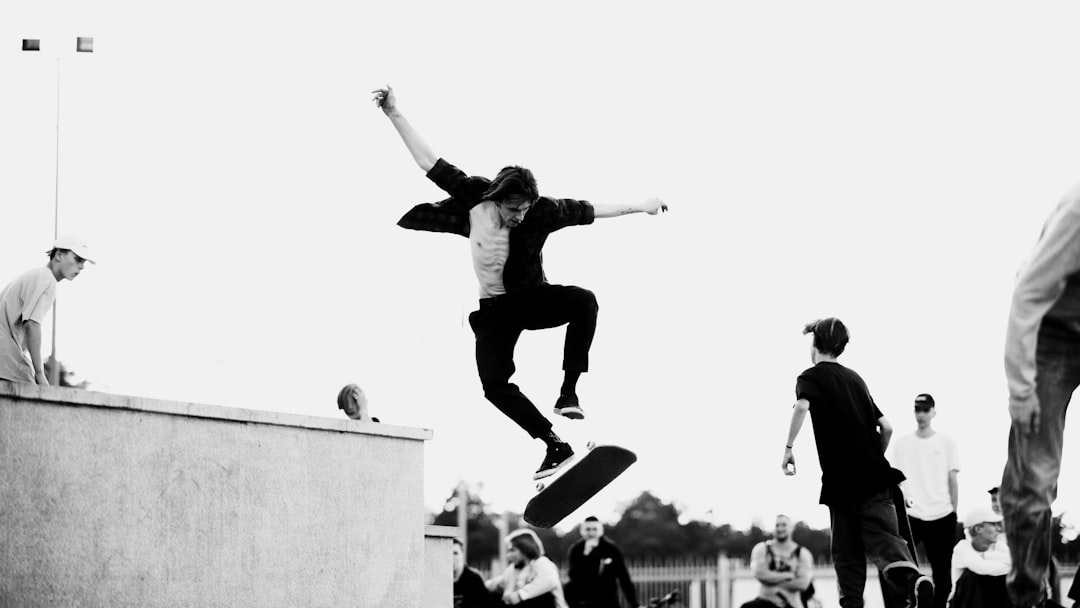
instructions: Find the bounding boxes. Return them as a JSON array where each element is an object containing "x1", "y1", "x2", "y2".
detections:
[{"x1": 371, "y1": 85, "x2": 397, "y2": 114}]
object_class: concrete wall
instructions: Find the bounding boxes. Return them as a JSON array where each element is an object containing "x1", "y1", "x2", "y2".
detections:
[
  {"x1": 424, "y1": 525, "x2": 458, "y2": 608},
  {"x1": 0, "y1": 383, "x2": 433, "y2": 608}
]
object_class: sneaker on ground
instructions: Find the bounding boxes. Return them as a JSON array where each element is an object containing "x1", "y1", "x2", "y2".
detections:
[
  {"x1": 908, "y1": 575, "x2": 933, "y2": 608},
  {"x1": 533, "y1": 442, "x2": 575, "y2": 480},
  {"x1": 553, "y1": 394, "x2": 585, "y2": 420}
]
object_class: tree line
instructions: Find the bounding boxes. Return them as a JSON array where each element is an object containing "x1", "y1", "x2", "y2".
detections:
[{"x1": 431, "y1": 485, "x2": 1080, "y2": 568}]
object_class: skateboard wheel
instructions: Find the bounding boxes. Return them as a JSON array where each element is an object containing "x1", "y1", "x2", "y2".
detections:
[
  {"x1": 586, "y1": 441, "x2": 596, "y2": 450},
  {"x1": 536, "y1": 482, "x2": 546, "y2": 491}
]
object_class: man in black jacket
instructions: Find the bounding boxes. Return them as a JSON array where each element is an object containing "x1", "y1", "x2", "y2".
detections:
[{"x1": 566, "y1": 517, "x2": 640, "y2": 608}]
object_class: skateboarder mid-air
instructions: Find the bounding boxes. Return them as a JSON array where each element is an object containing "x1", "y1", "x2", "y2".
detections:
[{"x1": 373, "y1": 85, "x2": 667, "y2": 480}]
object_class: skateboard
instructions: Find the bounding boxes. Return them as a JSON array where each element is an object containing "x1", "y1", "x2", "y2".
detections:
[{"x1": 523, "y1": 443, "x2": 637, "y2": 529}]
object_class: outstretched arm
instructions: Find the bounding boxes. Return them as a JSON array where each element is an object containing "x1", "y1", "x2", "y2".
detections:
[
  {"x1": 592, "y1": 198, "x2": 668, "y2": 219},
  {"x1": 372, "y1": 85, "x2": 438, "y2": 173}
]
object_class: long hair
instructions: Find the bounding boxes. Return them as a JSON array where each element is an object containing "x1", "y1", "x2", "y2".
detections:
[
  {"x1": 483, "y1": 166, "x2": 539, "y2": 204},
  {"x1": 507, "y1": 529, "x2": 544, "y2": 561}
]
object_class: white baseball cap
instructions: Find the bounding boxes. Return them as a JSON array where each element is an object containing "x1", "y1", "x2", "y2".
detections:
[
  {"x1": 964, "y1": 506, "x2": 1003, "y2": 529},
  {"x1": 51, "y1": 234, "x2": 96, "y2": 264}
]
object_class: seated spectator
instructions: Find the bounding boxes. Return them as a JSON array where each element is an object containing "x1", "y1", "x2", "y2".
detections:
[
  {"x1": 453, "y1": 538, "x2": 491, "y2": 608},
  {"x1": 740, "y1": 514, "x2": 814, "y2": 608},
  {"x1": 486, "y1": 529, "x2": 567, "y2": 607},
  {"x1": 949, "y1": 507, "x2": 1011, "y2": 608},
  {"x1": 337, "y1": 383, "x2": 379, "y2": 422}
]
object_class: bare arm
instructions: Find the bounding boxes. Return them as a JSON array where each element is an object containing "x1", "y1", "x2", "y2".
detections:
[
  {"x1": 778, "y1": 546, "x2": 814, "y2": 592},
  {"x1": 782, "y1": 399, "x2": 810, "y2": 475},
  {"x1": 751, "y1": 543, "x2": 794, "y2": 584},
  {"x1": 948, "y1": 469, "x2": 959, "y2": 512},
  {"x1": 877, "y1": 415, "x2": 893, "y2": 452},
  {"x1": 26, "y1": 320, "x2": 48, "y2": 385},
  {"x1": 592, "y1": 198, "x2": 668, "y2": 219},
  {"x1": 372, "y1": 85, "x2": 438, "y2": 173}
]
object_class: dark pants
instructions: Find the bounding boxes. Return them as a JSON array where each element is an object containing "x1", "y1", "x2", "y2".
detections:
[
  {"x1": 949, "y1": 570, "x2": 1013, "y2": 608},
  {"x1": 830, "y1": 489, "x2": 921, "y2": 608},
  {"x1": 879, "y1": 484, "x2": 920, "y2": 608},
  {"x1": 908, "y1": 512, "x2": 958, "y2": 608},
  {"x1": 1001, "y1": 320, "x2": 1079, "y2": 608},
  {"x1": 468, "y1": 284, "x2": 598, "y2": 438}
]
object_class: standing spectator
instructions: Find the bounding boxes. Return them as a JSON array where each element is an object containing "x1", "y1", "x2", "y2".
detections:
[
  {"x1": 989, "y1": 487, "x2": 1002, "y2": 515},
  {"x1": 486, "y1": 529, "x2": 567, "y2": 607},
  {"x1": 1001, "y1": 183, "x2": 1080, "y2": 608},
  {"x1": 0, "y1": 235, "x2": 95, "y2": 385},
  {"x1": 782, "y1": 317, "x2": 933, "y2": 608},
  {"x1": 891, "y1": 393, "x2": 961, "y2": 608},
  {"x1": 453, "y1": 538, "x2": 491, "y2": 608},
  {"x1": 740, "y1": 514, "x2": 815, "y2": 608},
  {"x1": 948, "y1": 507, "x2": 1011, "y2": 608},
  {"x1": 565, "y1": 516, "x2": 640, "y2": 608}
]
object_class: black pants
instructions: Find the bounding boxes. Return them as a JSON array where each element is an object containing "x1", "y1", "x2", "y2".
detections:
[
  {"x1": 830, "y1": 489, "x2": 921, "y2": 608},
  {"x1": 468, "y1": 284, "x2": 598, "y2": 439},
  {"x1": 949, "y1": 570, "x2": 1013, "y2": 608},
  {"x1": 879, "y1": 483, "x2": 920, "y2": 608},
  {"x1": 908, "y1": 512, "x2": 958, "y2": 608}
]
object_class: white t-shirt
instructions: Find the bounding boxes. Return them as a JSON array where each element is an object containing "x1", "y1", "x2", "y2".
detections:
[
  {"x1": 951, "y1": 537, "x2": 1010, "y2": 583},
  {"x1": 891, "y1": 431, "x2": 960, "y2": 521},
  {"x1": 0, "y1": 267, "x2": 56, "y2": 382}
]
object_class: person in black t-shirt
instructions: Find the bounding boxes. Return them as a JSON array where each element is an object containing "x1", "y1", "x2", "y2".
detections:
[
  {"x1": 453, "y1": 538, "x2": 492, "y2": 608},
  {"x1": 782, "y1": 317, "x2": 934, "y2": 608}
]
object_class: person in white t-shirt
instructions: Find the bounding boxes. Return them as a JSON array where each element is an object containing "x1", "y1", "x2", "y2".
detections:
[
  {"x1": 948, "y1": 507, "x2": 1010, "y2": 608},
  {"x1": 0, "y1": 235, "x2": 95, "y2": 385},
  {"x1": 890, "y1": 393, "x2": 960, "y2": 608}
]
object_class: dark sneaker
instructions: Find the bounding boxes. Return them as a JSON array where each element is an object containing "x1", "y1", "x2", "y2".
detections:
[
  {"x1": 533, "y1": 442, "x2": 574, "y2": 480},
  {"x1": 908, "y1": 575, "x2": 933, "y2": 608},
  {"x1": 553, "y1": 394, "x2": 585, "y2": 420}
]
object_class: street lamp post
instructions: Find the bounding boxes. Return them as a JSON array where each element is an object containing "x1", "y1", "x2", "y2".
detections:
[{"x1": 21, "y1": 36, "x2": 94, "y2": 386}]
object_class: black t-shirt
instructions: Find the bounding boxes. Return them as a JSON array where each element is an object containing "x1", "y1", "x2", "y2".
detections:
[
  {"x1": 454, "y1": 567, "x2": 489, "y2": 608},
  {"x1": 795, "y1": 361, "x2": 897, "y2": 506}
]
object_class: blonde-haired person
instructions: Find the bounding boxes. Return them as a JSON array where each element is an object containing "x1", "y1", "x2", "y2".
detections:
[
  {"x1": 486, "y1": 529, "x2": 567, "y2": 608},
  {"x1": 337, "y1": 383, "x2": 379, "y2": 422}
]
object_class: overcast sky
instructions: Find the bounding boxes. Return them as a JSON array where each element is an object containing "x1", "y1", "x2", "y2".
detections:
[{"x1": 4, "y1": 1, "x2": 1080, "y2": 533}]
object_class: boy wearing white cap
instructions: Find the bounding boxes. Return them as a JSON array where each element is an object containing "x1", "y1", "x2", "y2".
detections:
[
  {"x1": 947, "y1": 507, "x2": 1009, "y2": 608},
  {"x1": 0, "y1": 235, "x2": 94, "y2": 384}
]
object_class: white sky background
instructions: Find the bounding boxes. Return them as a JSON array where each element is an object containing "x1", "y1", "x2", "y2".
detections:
[{"x1": 3, "y1": 1, "x2": 1080, "y2": 533}]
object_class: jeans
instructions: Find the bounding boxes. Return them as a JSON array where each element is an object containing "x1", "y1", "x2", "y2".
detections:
[
  {"x1": 908, "y1": 512, "x2": 957, "y2": 608},
  {"x1": 468, "y1": 284, "x2": 598, "y2": 438},
  {"x1": 830, "y1": 489, "x2": 921, "y2": 608},
  {"x1": 1001, "y1": 320, "x2": 1080, "y2": 607}
]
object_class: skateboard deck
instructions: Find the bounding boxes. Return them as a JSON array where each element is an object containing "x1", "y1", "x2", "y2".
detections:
[{"x1": 523, "y1": 444, "x2": 637, "y2": 528}]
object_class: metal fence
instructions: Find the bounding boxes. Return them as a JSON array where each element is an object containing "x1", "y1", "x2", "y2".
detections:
[{"x1": 479, "y1": 557, "x2": 1077, "y2": 608}]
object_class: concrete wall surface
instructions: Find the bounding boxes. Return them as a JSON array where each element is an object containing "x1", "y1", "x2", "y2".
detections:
[
  {"x1": 423, "y1": 525, "x2": 458, "y2": 608},
  {"x1": 0, "y1": 383, "x2": 433, "y2": 608}
]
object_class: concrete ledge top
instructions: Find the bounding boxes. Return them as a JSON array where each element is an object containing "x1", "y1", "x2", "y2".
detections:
[
  {"x1": 424, "y1": 525, "x2": 461, "y2": 539},
  {"x1": 0, "y1": 382, "x2": 433, "y2": 441}
]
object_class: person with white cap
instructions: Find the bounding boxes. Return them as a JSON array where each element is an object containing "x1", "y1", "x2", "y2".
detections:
[
  {"x1": 0, "y1": 235, "x2": 94, "y2": 385},
  {"x1": 947, "y1": 507, "x2": 1011, "y2": 608}
]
